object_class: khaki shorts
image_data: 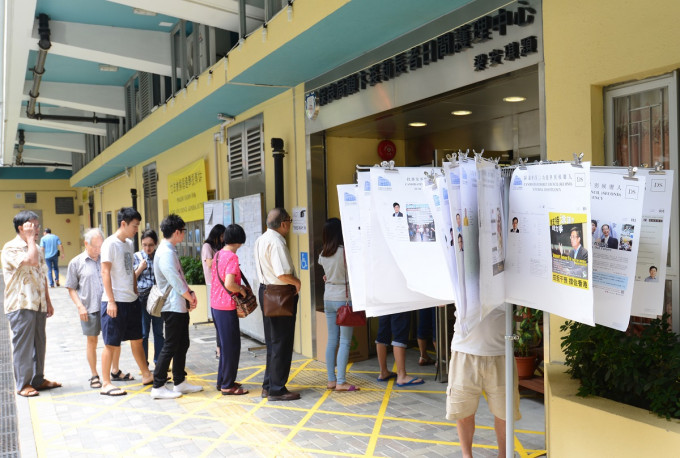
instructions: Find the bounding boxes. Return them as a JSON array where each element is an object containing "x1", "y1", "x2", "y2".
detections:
[{"x1": 446, "y1": 352, "x2": 521, "y2": 421}]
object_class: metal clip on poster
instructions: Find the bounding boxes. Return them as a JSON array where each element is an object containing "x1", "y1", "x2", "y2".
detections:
[
  {"x1": 571, "y1": 152, "x2": 584, "y2": 167},
  {"x1": 650, "y1": 161, "x2": 666, "y2": 175},
  {"x1": 459, "y1": 149, "x2": 470, "y2": 162},
  {"x1": 380, "y1": 160, "x2": 398, "y2": 173},
  {"x1": 623, "y1": 166, "x2": 639, "y2": 181},
  {"x1": 518, "y1": 157, "x2": 528, "y2": 170}
]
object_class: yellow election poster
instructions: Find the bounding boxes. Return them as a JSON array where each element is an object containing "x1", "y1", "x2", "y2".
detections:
[
  {"x1": 549, "y1": 212, "x2": 589, "y2": 289},
  {"x1": 168, "y1": 159, "x2": 208, "y2": 222}
]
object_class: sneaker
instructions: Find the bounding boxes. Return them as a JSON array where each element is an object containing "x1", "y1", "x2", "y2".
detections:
[
  {"x1": 173, "y1": 381, "x2": 203, "y2": 394},
  {"x1": 150, "y1": 386, "x2": 182, "y2": 399}
]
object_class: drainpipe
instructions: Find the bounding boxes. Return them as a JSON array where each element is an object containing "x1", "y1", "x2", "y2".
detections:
[
  {"x1": 271, "y1": 138, "x2": 285, "y2": 208},
  {"x1": 131, "y1": 188, "x2": 139, "y2": 251}
]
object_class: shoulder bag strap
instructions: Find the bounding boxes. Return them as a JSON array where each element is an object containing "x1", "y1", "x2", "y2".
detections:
[{"x1": 215, "y1": 250, "x2": 242, "y2": 298}]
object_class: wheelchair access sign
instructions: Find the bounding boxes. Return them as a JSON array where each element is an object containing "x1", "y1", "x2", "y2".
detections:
[{"x1": 300, "y1": 252, "x2": 309, "y2": 270}]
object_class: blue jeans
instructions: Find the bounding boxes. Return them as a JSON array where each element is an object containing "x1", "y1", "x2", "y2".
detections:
[
  {"x1": 324, "y1": 300, "x2": 354, "y2": 385},
  {"x1": 140, "y1": 294, "x2": 164, "y2": 364},
  {"x1": 45, "y1": 255, "x2": 59, "y2": 286}
]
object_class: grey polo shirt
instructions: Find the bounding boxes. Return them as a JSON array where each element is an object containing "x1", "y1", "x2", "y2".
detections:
[{"x1": 65, "y1": 251, "x2": 103, "y2": 314}]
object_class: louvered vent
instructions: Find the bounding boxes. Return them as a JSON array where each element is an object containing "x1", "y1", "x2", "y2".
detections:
[
  {"x1": 246, "y1": 125, "x2": 263, "y2": 176},
  {"x1": 229, "y1": 134, "x2": 244, "y2": 180},
  {"x1": 25, "y1": 192, "x2": 37, "y2": 203},
  {"x1": 143, "y1": 165, "x2": 158, "y2": 198},
  {"x1": 138, "y1": 72, "x2": 153, "y2": 120},
  {"x1": 124, "y1": 80, "x2": 136, "y2": 130},
  {"x1": 55, "y1": 197, "x2": 74, "y2": 215}
]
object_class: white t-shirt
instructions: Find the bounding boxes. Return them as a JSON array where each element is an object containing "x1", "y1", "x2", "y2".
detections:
[
  {"x1": 452, "y1": 305, "x2": 505, "y2": 356},
  {"x1": 100, "y1": 235, "x2": 137, "y2": 302},
  {"x1": 318, "y1": 246, "x2": 350, "y2": 302},
  {"x1": 254, "y1": 229, "x2": 296, "y2": 285}
]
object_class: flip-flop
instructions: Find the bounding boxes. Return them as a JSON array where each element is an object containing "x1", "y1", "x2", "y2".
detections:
[
  {"x1": 89, "y1": 375, "x2": 102, "y2": 389},
  {"x1": 396, "y1": 377, "x2": 425, "y2": 387},
  {"x1": 376, "y1": 373, "x2": 397, "y2": 382},
  {"x1": 334, "y1": 385, "x2": 360, "y2": 392},
  {"x1": 35, "y1": 379, "x2": 62, "y2": 391},
  {"x1": 111, "y1": 370, "x2": 135, "y2": 381},
  {"x1": 100, "y1": 387, "x2": 127, "y2": 396},
  {"x1": 17, "y1": 385, "x2": 39, "y2": 397},
  {"x1": 419, "y1": 357, "x2": 436, "y2": 366}
]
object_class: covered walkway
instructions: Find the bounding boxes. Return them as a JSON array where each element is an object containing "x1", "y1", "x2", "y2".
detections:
[{"x1": 6, "y1": 286, "x2": 546, "y2": 457}]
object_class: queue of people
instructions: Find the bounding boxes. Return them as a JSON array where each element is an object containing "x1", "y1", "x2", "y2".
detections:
[{"x1": 2, "y1": 207, "x2": 517, "y2": 456}]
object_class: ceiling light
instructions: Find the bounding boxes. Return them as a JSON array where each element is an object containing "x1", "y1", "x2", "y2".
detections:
[
  {"x1": 133, "y1": 8, "x2": 157, "y2": 16},
  {"x1": 452, "y1": 110, "x2": 472, "y2": 116},
  {"x1": 409, "y1": 122, "x2": 427, "y2": 127},
  {"x1": 99, "y1": 64, "x2": 119, "y2": 72},
  {"x1": 159, "y1": 22, "x2": 173, "y2": 27},
  {"x1": 503, "y1": 96, "x2": 526, "y2": 103}
]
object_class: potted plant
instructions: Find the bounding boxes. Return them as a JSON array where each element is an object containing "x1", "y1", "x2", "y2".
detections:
[{"x1": 514, "y1": 306, "x2": 543, "y2": 379}]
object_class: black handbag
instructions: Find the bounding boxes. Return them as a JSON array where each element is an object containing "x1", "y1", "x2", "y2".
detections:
[{"x1": 215, "y1": 251, "x2": 257, "y2": 318}]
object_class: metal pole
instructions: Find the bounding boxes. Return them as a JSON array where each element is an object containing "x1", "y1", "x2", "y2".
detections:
[
  {"x1": 274, "y1": 151, "x2": 284, "y2": 208},
  {"x1": 505, "y1": 302, "x2": 515, "y2": 458}
]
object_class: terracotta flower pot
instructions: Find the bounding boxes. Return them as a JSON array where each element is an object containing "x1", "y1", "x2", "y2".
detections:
[{"x1": 515, "y1": 354, "x2": 537, "y2": 380}]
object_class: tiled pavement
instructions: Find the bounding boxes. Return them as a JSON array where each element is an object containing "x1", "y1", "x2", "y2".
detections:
[{"x1": 11, "y1": 286, "x2": 546, "y2": 457}]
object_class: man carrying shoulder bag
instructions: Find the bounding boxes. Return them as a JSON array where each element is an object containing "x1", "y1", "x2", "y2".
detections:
[{"x1": 254, "y1": 208, "x2": 301, "y2": 402}]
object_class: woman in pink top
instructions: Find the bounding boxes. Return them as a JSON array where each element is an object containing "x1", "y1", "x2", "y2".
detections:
[
  {"x1": 202, "y1": 224, "x2": 226, "y2": 360},
  {"x1": 211, "y1": 224, "x2": 249, "y2": 395}
]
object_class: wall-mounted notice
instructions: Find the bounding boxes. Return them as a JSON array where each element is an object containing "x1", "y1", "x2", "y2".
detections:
[
  {"x1": 168, "y1": 159, "x2": 208, "y2": 222},
  {"x1": 590, "y1": 171, "x2": 645, "y2": 331},
  {"x1": 506, "y1": 162, "x2": 594, "y2": 325},
  {"x1": 292, "y1": 207, "x2": 307, "y2": 234}
]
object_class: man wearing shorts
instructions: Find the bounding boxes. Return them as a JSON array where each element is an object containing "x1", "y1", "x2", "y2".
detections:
[
  {"x1": 66, "y1": 228, "x2": 109, "y2": 389},
  {"x1": 375, "y1": 311, "x2": 424, "y2": 387},
  {"x1": 100, "y1": 208, "x2": 152, "y2": 396},
  {"x1": 446, "y1": 306, "x2": 520, "y2": 458}
]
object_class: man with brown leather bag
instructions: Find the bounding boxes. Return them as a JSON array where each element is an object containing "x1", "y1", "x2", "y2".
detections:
[{"x1": 254, "y1": 208, "x2": 301, "y2": 402}]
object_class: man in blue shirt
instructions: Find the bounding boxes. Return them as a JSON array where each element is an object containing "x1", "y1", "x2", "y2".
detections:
[{"x1": 39, "y1": 228, "x2": 64, "y2": 287}]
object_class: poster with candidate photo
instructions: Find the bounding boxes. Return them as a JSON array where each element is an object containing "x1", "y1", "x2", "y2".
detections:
[
  {"x1": 460, "y1": 160, "x2": 482, "y2": 328},
  {"x1": 590, "y1": 171, "x2": 645, "y2": 331},
  {"x1": 506, "y1": 162, "x2": 594, "y2": 326}
]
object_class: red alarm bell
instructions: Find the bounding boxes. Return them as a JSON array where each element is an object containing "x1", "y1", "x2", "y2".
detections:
[{"x1": 377, "y1": 140, "x2": 396, "y2": 161}]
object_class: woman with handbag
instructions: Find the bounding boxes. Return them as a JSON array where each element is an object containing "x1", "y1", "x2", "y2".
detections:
[
  {"x1": 202, "y1": 224, "x2": 226, "y2": 360},
  {"x1": 318, "y1": 218, "x2": 359, "y2": 392},
  {"x1": 211, "y1": 224, "x2": 249, "y2": 395}
]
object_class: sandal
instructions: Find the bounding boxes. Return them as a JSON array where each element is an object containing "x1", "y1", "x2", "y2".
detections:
[
  {"x1": 35, "y1": 379, "x2": 62, "y2": 390},
  {"x1": 221, "y1": 386, "x2": 249, "y2": 396},
  {"x1": 334, "y1": 385, "x2": 360, "y2": 392},
  {"x1": 100, "y1": 387, "x2": 127, "y2": 396},
  {"x1": 419, "y1": 357, "x2": 436, "y2": 366},
  {"x1": 18, "y1": 385, "x2": 39, "y2": 397},
  {"x1": 111, "y1": 370, "x2": 135, "y2": 381},
  {"x1": 89, "y1": 375, "x2": 102, "y2": 389}
]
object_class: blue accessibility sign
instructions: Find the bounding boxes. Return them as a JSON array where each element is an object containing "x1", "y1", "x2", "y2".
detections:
[{"x1": 300, "y1": 252, "x2": 309, "y2": 270}]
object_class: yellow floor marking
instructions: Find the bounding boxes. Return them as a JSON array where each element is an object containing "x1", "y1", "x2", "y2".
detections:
[
  {"x1": 364, "y1": 363, "x2": 396, "y2": 456},
  {"x1": 237, "y1": 366, "x2": 265, "y2": 383},
  {"x1": 286, "y1": 358, "x2": 313, "y2": 383},
  {"x1": 28, "y1": 397, "x2": 46, "y2": 457},
  {"x1": 199, "y1": 397, "x2": 270, "y2": 457},
  {"x1": 271, "y1": 389, "x2": 332, "y2": 456}
]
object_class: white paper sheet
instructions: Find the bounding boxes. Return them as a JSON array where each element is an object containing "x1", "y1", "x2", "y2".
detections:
[
  {"x1": 337, "y1": 184, "x2": 366, "y2": 311},
  {"x1": 590, "y1": 171, "x2": 645, "y2": 330},
  {"x1": 369, "y1": 167, "x2": 456, "y2": 302},
  {"x1": 600, "y1": 169, "x2": 675, "y2": 317},
  {"x1": 477, "y1": 160, "x2": 506, "y2": 316},
  {"x1": 459, "y1": 160, "x2": 482, "y2": 326},
  {"x1": 506, "y1": 163, "x2": 594, "y2": 325}
]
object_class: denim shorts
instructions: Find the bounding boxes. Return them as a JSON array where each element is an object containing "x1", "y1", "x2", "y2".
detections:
[
  {"x1": 101, "y1": 300, "x2": 143, "y2": 346},
  {"x1": 375, "y1": 311, "x2": 411, "y2": 348}
]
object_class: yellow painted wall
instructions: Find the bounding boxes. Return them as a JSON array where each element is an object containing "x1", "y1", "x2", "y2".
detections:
[
  {"x1": 0, "y1": 180, "x2": 80, "y2": 267},
  {"x1": 325, "y1": 137, "x2": 406, "y2": 218},
  {"x1": 543, "y1": 1, "x2": 680, "y2": 455}
]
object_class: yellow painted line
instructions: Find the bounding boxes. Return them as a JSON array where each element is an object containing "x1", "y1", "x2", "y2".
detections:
[
  {"x1": 28, "y1": 397, "x2": 47, "y2": 457},
  {"x1": 364, "y1": 363, "x2": 396, "y2": 456},
  {"x1": 199, "y1": 397, "x2": 270, "y2": 457},
  {"x1": 515, "y1": 433, "x2": 529, "y2": 458},
  {"x1": 237, "y1": 366, "x2": 265, "y2": 383},
  {"x1": 527, "y1": 450, "x2": 548, "y2": 457},
  {"x1": 272, "y1": 389, "x2": 332, "y2": 456},
  {"x1": 287, "y1": 358, "x2": 313, "y2": 383}
]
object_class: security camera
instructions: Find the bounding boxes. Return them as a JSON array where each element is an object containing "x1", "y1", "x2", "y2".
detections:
[{"x1": 217, "y1": 113, "x2": 234, "y2": 123}]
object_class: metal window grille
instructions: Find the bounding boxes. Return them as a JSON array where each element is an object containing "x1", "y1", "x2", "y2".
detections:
[
  {"x1": 55, "y1": 197, "x2": 74, "y2": 215},
  {"x1": 25, "y1": 192, "x2": 37, "y2": 204}
]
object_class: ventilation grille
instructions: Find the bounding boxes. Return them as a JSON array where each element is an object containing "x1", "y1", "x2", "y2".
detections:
[
  {"x1": 246, "y1": 125, "x2": 263, "y2": 176},
  {"x1": 124, "y1": 81, "x2": 135, "y2": 131},
  {"x1": 25, "y1": 192, "x2": 37, "y2": 204},
  {"x1": 55, "y1": 197, "x2": 74, "y2": 215},
  {"x1": 229, "y1": 134, "x2": 244, "y2": 180},
  {"x1": 139, "y1": 72, "x2": 153, "y2": 120},
  {"x1": 143, "y1": 165, "x2": 158, "y2": 198}
]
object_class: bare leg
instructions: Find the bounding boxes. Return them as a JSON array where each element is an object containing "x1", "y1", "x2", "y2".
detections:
[
  {"x1": 394, "y1": 346, "x2": 423, "y2": 385},
  {"x1": 376, "y1": 343, "x2": 392, "y2": 379},
  {"x1": 86, "y1": 336, "x2": 98, "y2": 376},
  {"x1": 494, "y1": 416, "x2": 507, "y2": 458},
  {"x1": 417, "y1": 338, "x2": 434, "y2": 364},
  {"x1": 130, "y1": 339, "x2": 152, "y2": 383},
  {"x1": 101, "y1": 345, "x2": 116, "y2": 391},
  {"x1": 457, "y1": 414, "x2": 476, "y2": 458},
  {"x1": 110, "y1": 346, "x2": 121, "y2": 375}
]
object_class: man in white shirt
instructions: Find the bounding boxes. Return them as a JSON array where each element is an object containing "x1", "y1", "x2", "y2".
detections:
[
  {"x1": 99, "y1": 208, "x2": 153, "y2": 396},
  {"x1": 254, "y1": 208, "x2": 301, "y2": 401},
  {"x1": 446, "y1": 307, "x2": 521, "y2": 458}
]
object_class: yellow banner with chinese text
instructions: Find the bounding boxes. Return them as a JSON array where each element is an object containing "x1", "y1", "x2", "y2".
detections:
[{"x1": 168, "y1": 159, "x2": 208, "y2": 222}]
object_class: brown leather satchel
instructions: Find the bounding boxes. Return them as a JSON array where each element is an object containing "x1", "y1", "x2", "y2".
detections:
[{"x1": 262, "y1": 284, "x2": 297, "y2": 317}]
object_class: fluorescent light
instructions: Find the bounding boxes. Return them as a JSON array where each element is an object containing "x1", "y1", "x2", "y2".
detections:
[
  {"x1": 503, "y1": 96, "x2": 526, "y2": 103},
  {"x1": 452, "y1": 110, "x2": 472, "y2": 116},
  {"x1": 133, "y1": 8, "x2": 157, "y2": 16},
  {"x1": 99, "y1": 64, "x2": 119, "y2": 72},
  {"x1": 409, "y1": 122, "x2": 427, "y2": 127},
  {"x1": 159, "y1": 22, "x2": 173, "y2": 27}
]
